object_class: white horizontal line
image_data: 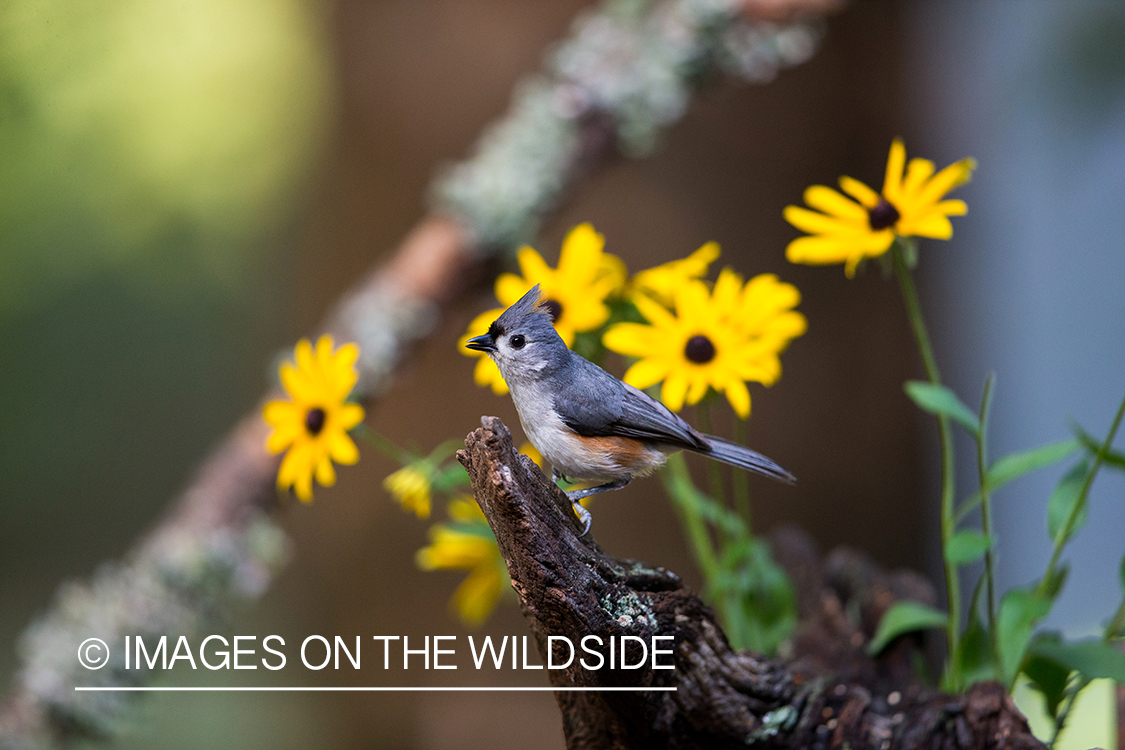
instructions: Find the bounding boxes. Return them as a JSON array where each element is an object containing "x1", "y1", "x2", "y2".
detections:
[{"x1": 74, "y1": 686, "x2": 676, "y2": 692}]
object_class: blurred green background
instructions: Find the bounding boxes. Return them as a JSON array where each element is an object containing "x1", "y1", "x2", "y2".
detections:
[{"x1": 2, "y1": 0, "x2": 1122, "y2": 747}]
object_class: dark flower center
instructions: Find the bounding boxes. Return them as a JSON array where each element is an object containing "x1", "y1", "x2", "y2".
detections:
[
  {"x1": 305, "y1": 408, "x2": 326, "y2": 436},
  {"x1": 867, "y1": 198, "x2": 901, "y2": 231},
  {"x1": 540, "y1": 298, "x2": 563, "y2": 323},
  {"x1": 684, "y1": 335, "x2": 716, "y2": 364}
]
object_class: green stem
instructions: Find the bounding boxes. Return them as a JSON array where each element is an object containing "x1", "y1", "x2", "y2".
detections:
[
  {"x1": 976, "y1": 373, "x2": 998, "y2": 665},
  {"x1": 662, "y1": 453, "x2": 719, "y2": 583},
  {"x1": 732, "y1": 418, "x2": 751, "y2": 529},
  {"x1": 354, "y1": 424, "x2": 415, "y2": 465},
  {"x1": 696, "y1": 401, "x2": 726, "y2": 512},
  {"x1": 1038, "y1": 390, "x2": 1125, "y2": 598},
  {"x1": 891, "y1": 239, "x2": 961, "y2": 689}
]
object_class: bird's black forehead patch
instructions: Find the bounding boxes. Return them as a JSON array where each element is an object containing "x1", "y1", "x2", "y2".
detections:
[{"x1": 488, "y1": 320, "x2": 504, "y2": 339}]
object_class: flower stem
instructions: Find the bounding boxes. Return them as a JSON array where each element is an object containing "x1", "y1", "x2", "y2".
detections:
[
  {"x1": 662, "y1": 453, "x2": 719, "y2": 583},
  {"x1": 1037, "y1": 390, "x2": 1125, "y2": 599},
  {"x1": 732, "y1": 417, "x2": 752, "y2": 530},
  {"x1": 891, "y1": 239, "x2": 961, "y2": 688},
  {"x1": 976, "y1": 373, "x2": 998, "y2": 663},
  {"x1": 696, "y1": 401, "x2": 727, "y2": 517},
  {"x1": 354, "y1": 423, "x2": 415, "y2": 465}
]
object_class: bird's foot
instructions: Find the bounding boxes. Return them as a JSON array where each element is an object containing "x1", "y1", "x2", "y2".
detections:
[
  {"x1": 564, "y1": 477, "x2": 631, "y2": 537},
  {"x1": 569, "y1": 500, "x2": 592, "y2": 537}
]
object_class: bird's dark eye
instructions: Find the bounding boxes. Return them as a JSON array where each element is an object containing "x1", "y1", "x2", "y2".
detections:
[{"x1": 509, "y1": 334, "x2": 525, "y2": 349}]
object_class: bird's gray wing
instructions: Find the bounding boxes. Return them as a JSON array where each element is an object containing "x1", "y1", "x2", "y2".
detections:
[{"x1": 552, "y1": 355, "x2": 707, "y2": 451}]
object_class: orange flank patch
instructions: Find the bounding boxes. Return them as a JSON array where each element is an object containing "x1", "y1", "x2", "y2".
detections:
[{"x1": 576, "y1": 435, "x2": 666, "y2": 477}]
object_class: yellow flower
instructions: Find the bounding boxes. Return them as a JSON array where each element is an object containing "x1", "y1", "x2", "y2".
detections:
[
  {"x1": 603, "y1": 269, "x2": 805, "y2": 418},
  {"x1": 784, "y1": 139, "x2": 976, "y2": 277},
  {"x1": 417, "y1": 524, "x2": 508, "y2": 627},
  {"x1": 629, "y1": 241, "x2": 720, "y2": 307},
  {"x1": 384, "y1": 465, "x2": 432, "y2": 519},
  {"x1": 263, "y1": 335, "x2": 364, "y2": 502},
  {"x1": 517, "y1": 441, "x2": 545, "y2": 471},
  {"x1": 459, "y1": 223, "x2": 626, "y2": 394},
  {"x1": 447, "y1": 494, "x2": 486, "y2": 523}
]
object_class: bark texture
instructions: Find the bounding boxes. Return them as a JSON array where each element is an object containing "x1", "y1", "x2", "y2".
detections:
[{"x1": 459, "y1": 416, "x2": 1045, "y2": 750}]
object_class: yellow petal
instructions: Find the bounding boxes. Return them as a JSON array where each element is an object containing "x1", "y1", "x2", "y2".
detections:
[
  {"x1": 804, "y1": 185, "x2": 867, "y2": 221},
  {"x1": 785, "y1": 235, "x2": 855, "y2": 265},
  {"x1": 712, "y1": 268, "x2": 744, "y2": 313},
  {"x1": 453, "y1": 566, "x2": 504, "y2": 627},
  {"x1": 603, "y1": 323, "x2": 661, "y2": 358},
  {"x1": 685, "y1": 377, "x2": 710, "y2": 406},
  {"x1": 621, "y1": 358, "x2": 669, "y2": 390},
  {"x1": 334, "y1": 402, "x2": 365, "y2": 431},
  {"x1": 838, "y1": 176, "x2": 880, "y2": 208},
  {"x1": 316, "y1": 455, "x2": 337, "y2": 488},
  {"x1": 266, "y1": 423, "x2": 301, "y2": 454},
  {"x1": 329, "y1": 343, "x2": 360, "y2": 399},
  {"x1": 632, "y1": 293, "x2": 678, "y2": 328},
  {"x1": 295, "y1": 339, "x2": 318, "y2": 384},
  {"x1": 904, "y1": 212, "x2": 954, "y2": 240},
  {"x1": 314, "y1": 335, "x2": 336, "y2": 369},
  {"x1": 263, "y1": 399, "x2": 301, "y2": 428},
  {"x1": 725, "y1": 380, "x2": 751, "y2": 419},
  {"x1": 279, "y1": 362, "x2": 313, "y2": 402},
  {"x1": 295, "y1": 469, "x2": 314, "y2": 503},
  {"x1": 902, "y1": 157, "x2": 935, "y2": 195},
  {"x1": 783, "y1": 206, "x2": 864, "y2": 236},
  {"x1": 557, "y1": 223, "x2": 605, "y2": 282},
  {"x1": 515, "y1": 247, "x2": 553, "y2": 287},
  {"x1": 918, "y1": 157, "x2": 976, "y2": 206},
  {"x1": 661, "y1": 371, "x2": 689, "y2": 413},
  {"x1": 935, "y1": 199, "x2": 968, "y2": 216},
  {"x1": 495, "y1": 273, "x2": 532, "y2": 307},
  {"x1": 883, "y1": 138, "x2": 907, "y2": 201},
  {"x1": 329, "y1": 432, "x2": 360, "y2": 465}
]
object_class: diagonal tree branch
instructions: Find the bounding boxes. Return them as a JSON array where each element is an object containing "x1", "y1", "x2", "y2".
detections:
[
  {"x1": 0, "y1": 1, "x2": 835, "y2": 746},
  {"x1": 458, "y1": 416, "x2": 1044, "y2": 750}
]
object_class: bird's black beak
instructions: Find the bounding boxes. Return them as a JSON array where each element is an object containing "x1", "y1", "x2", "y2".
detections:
[{"x1": 465, "y1": 333, "x2": 497, "y2": 353}]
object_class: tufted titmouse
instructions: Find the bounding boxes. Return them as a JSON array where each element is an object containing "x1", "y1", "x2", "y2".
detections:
[{"x1": 466, "y1": 285, "x2": 793, "y2": 535}]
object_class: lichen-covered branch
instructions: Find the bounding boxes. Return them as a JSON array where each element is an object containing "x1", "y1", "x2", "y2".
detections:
[
  {"x1": 1, "y1": 1, "x2": 834, "y2": 746},
  {"x1": 458, "y1": 417, "x2": 1045, "y2": 750}
]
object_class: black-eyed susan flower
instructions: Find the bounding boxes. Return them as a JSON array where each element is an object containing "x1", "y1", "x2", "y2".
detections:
[
  {"x1": 784, "y1": 139, "x2": 976, "y2": 277},
  {"x1": 416, "y1": 498, "x2": 509, "y2": 627},
  {"x1": 263, "y1": 335, "x2": 365, "y2": 502},
  {"x1": 603, "y1": 269, "x2": 805, "y2": 418},
  {"x1": 384, "y1": 464, "x2": 432, "y2": 519},
  {"x1": 459, "y1": 222, "x2": 626, "y2": 394},
  {"x1": 629, "y1": 241, "x2": 720, "y2": 307}
]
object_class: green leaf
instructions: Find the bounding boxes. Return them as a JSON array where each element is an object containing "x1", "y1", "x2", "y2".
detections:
[
  {"x1": 959, "y1": 619, "x2": 998, "y2": 686},
  {"x1": 904, "y1": 381, "x2": 981, "y2": 434},
  {"x1": 1040, "y1": 562, "x2": 1070, "y2": 601},
  {"x1": 1046, "y1": 461, "x2": 1089, "y2": 543},
  {"x1": 1022, "y1": 633, "x2": 1070, "y2": 720},
  {"x1": 987, "y1": 439, "x2": 1081, "y2": 489},
  {"x1": 868, "y1": 601, "x2": 948, "y2": 656},
  {"x1": 945, "y1": 530, "x2": 992, "y2": 566},
  {"x1": 432, "y1": 463, "x2": 471, "y2": 492},
  {"x1": 1072, "y1": 422, "x2": 1125, "y2": 470},
  {"x1": 1029, "y1": 637, "x2": 1125, "y2": 683},
  {"x1": 1119, "y1": 553, "x2": 1125, "y2": 592},
  {"x1": 996, "y1": 588, "x2": 1052, "y2": 686},
  {"x1": 957, "y1": 573, "x2": 998, "y2": 686}
]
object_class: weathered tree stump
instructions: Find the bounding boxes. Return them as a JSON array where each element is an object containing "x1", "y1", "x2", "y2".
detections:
[{"x1": 458, "y1": 416, "x2": 1044, "y2": 750}]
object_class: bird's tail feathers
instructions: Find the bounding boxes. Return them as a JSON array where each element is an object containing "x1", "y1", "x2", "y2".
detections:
[{"x1": 698, "y1": 435, "x2": 795, "y2": 483}]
